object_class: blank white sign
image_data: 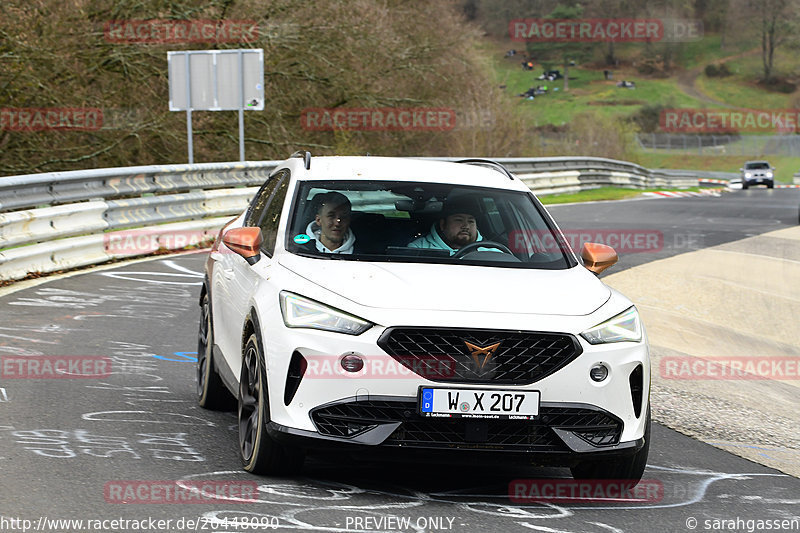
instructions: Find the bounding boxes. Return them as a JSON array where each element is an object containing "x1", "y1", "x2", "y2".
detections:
[{"x1": 168, "y1": 49, "x2": 264, "y2": 111}]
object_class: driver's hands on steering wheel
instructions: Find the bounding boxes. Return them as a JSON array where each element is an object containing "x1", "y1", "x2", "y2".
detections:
[{"x1": 452, "y1": 240, "x2": 515, "y2": 258}]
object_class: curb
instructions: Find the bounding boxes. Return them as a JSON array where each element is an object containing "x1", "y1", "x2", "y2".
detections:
[
  {"x1": 642, "y1": 189, "x2": 723, "y2": 198},
  {"x1": 699, "y1": 178, "x2": 800, "y2": 189}
]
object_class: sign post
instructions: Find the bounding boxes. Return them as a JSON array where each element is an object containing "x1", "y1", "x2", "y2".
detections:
[{"x1": 168, "y1": 49, "x2": 264, "y2": 163}]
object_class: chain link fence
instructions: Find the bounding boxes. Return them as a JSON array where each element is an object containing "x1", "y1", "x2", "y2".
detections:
[{"x1": 636, "y1": 133, "x2": 800, "y2": 157}]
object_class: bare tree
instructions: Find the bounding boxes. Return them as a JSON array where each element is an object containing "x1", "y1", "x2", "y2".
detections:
[
  {"x1": 525, "y1": 3, "x2": 591, "y2": 91},
  {"x1": 749, "y1": 0, "x2": 796, "y2": 80},
  {"x1": 695, "y1": 0, "x2": 731, "y2": 48},
  {"x1": 585, "y1": 0, "x2": 642, "y2": 66}
]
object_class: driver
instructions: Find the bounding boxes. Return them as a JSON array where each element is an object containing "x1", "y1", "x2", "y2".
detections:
[{"x1": 408, "y1": 196, "x2": 485, "y2": 255}]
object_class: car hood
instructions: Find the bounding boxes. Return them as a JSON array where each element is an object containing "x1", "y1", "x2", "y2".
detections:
[
  {"x1": 277, "y1": 255, "x2": 610, "y2": 316},
  {"x1": 744, "y1": 167, "x2": 770, "y2": 175}
]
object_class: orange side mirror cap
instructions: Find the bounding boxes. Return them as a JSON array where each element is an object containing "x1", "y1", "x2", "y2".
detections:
[
  {"x1": 581, "y1": 242, "x2": 618, "y2": 274},
  {"x1": 223, "y1": 227, "x2": 263, "y2": 265}
]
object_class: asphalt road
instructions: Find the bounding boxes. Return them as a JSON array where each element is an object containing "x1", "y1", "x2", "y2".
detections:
[
  {"x1": 0, "y1": 188, "x2": 798, "y2": 533},
  {"x1": 548, "y1": 187, "x2": 800, "y2": 274}
]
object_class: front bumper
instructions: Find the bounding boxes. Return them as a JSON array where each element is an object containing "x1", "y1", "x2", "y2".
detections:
[
  {"x1": 744, "y1": 177, "x2": 773, "y2": 185},
  {"x1": 265, "y1": 396, "x2": 645, "y2": 467},
  {"x1": 265, "y1": 325, "x2": 650, "y2": 441}
]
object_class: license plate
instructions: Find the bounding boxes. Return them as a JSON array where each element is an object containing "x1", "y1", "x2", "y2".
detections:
[{"x1": 418, "y1": 387, "x2": 540, "y2": 419}]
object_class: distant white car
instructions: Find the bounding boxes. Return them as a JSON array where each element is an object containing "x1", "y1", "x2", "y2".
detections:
[
  {"x1": 198, "y1": 153, "x2": 651, "y2": 483},
  {"x1": 740, "y1": 160, "x2": 775, "y2": 189}
]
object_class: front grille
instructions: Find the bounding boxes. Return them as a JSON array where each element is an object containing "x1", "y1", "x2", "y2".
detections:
[
  {"x1": 547, "y1": 408, "x2": 622, "y2": 446},
  {"x1": 377, "y1": 327, "x2": 582, "y2": 385},
  {"x1": 310, "y1": 400, "x2": 621, "y2": 450},
  {"x1": 310, "y1": 400, "x2": 402, "y2": 438},
  {"x1": 387, "y1": 418, "x2": 564, "y2": 451}
]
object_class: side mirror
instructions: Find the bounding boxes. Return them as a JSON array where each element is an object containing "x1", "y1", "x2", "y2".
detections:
[
  {"x1": 581, "y1": 242, "x2": 618, "y2": 275},
  {"x1": 223, "y1": 227, "x2": 263, "y2": 265}
]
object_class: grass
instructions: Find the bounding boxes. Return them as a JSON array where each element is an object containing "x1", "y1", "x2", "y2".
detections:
[
  {"x1": 499, "y1": 66, "x2": 704, "y2": 126},
  {"x1": 697, "y1": 73, "x2": 796, "y2": 110},
  {"x1": 489, "y1": 34, "x2": 798, "y2": 124},
  {"x1": 489, "y1": 40, "x2": 709, "y2": 127},
  {"x1": 605, "y1": 36, "x2": 758, "y2": 71},
  {"x1": 486, "y1": 36, "x2": 800, "y2": 181},
  {"x1": 538, "y1": 186, "x2": 702, "y2": 204},
  {"x1": 680, "y1": 44, "x2": 799, "y2": 110},
  {"x1": 670, "y1": 35, "x2": 757, "y2": 69}
]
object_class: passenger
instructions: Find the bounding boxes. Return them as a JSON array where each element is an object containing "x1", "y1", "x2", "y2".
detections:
[
  {"x1": 408, "y1": 196, "x2": 485, "y2": 255},
  {"x1": 304, "y1": 192, "x2": 357, "y2": 254}
]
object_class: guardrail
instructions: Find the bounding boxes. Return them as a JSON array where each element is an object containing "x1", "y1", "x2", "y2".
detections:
[{"x1": 0, "y1": 156, "x2": 715, "y2": 282}]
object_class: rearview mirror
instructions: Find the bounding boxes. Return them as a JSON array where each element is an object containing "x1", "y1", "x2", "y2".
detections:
[
  {"x1": 223, "y1": 227, "x2": 263, "y2": 265},
  {"x1": 581, "y1": 242, "x2": 618, "y2": 275}
]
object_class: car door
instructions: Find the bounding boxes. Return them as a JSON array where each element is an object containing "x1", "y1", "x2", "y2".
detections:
[{"x1": 213, "y1": 170, "x2": 291, "y2": 367}]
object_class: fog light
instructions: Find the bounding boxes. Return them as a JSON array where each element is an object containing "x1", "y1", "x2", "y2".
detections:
[
  {"x1": 340, "y1": 354, "x2": 364, "y2": 373},
  {"x1": 590, "y1": 364, "x2": 609, "y2": 382}
]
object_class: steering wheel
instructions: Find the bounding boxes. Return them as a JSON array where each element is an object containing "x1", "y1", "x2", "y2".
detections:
[{"x1": 452, "y1": 240, "x2": 514, "y2": 258}]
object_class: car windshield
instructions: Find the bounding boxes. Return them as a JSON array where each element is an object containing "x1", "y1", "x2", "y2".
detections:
[
  {"x1": 285, "y1": 180, "x2": 576, "y2": 269},
  {"x1": 745, "y1": 162, "x2": 770, "y2": 169}
]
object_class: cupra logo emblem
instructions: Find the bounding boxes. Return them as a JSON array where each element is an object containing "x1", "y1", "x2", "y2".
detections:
[{"x1": 464, "y1": 341, "x2": 501, "y2": 371}]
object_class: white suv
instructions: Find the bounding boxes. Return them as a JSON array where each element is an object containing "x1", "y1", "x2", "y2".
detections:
[
  {"x1": 198, "y1": 153, "x2": 651, "y2": 483},
  {"x1": 740, "y1": 160, "x2": 775, "y2": 189}
]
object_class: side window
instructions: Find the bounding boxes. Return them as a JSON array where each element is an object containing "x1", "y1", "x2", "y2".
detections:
[
  {"x1": 244, "y1": 178, "x2": 275, "y2": 227},
  {"x1": 245, "y1": 170, "x2": 290, "y2": 256}
]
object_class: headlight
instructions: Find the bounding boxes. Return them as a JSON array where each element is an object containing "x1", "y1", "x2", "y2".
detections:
[
  {"x1": 581, "y1": 306, "x2": 642, "y2": 344},
  {"x1": 279, "y1": 292, "x2": 372, "y2": 335},
  {"x1": 744, "y1": 172, "x2": 752, "y2": 178},
  {"x1": 766, "y1": 171, "x2": 773, "y2": 178}
]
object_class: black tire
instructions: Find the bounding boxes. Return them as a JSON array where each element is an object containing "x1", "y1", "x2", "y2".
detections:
[
  {"x1": 570, "y1": 405, "x2": 651, "y2": 486},
  {"x1": 742, "y1": 182, "x2": 749, "y2": 189},
  {"x1": 767, "y1": 181, "x2": 774, "y2": 189},
  {"x1": 197, "y1": 291, "x2": 235, "y2": 410},
  {"x1": 238, "y1": 332, "x2": 304, "y2": 475}
]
